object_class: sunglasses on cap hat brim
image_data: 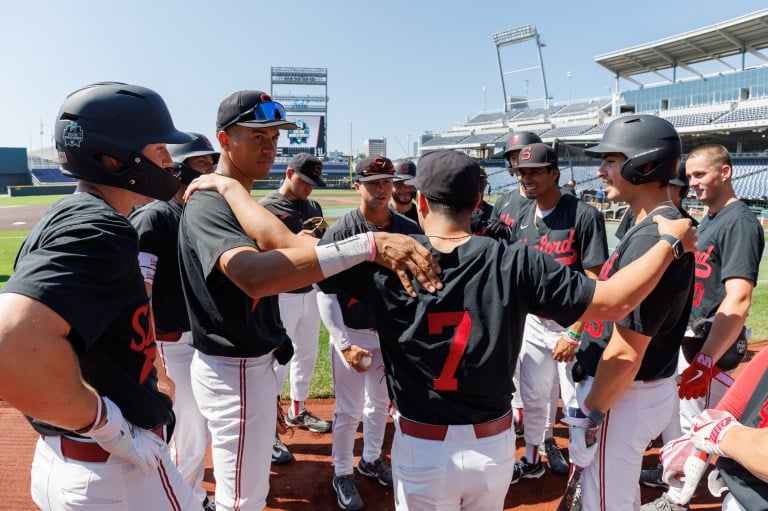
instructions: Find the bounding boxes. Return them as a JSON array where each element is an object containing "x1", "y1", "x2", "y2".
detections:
[{"x1": 221, "y1": 101, "x2": 297, "y2": 131}]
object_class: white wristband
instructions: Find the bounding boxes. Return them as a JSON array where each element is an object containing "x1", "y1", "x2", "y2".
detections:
[{"x1": 315, "y1": 233, "x2": 373, "y2": 278}]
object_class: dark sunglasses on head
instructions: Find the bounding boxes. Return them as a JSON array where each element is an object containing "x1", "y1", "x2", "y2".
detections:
[
  {"x1": 360, "y1": 156, "x2": 395, "y2": 176},
  {"x1": 221, "y1": 101, "x2": 289, "y2": 131}
]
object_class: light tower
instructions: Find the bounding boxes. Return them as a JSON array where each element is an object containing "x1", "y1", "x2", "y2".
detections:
[{"x1": 492, "y1": 24, "x2": 550, "y2": 112}]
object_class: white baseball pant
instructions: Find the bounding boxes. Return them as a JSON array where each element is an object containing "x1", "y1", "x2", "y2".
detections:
[
  {"x1": 391, "y1": 413, "x2": 516, "y2": 511},
  {"x1": 191, "y1": 350, "x2": 278, "y2": 511},
  {"x1": 31, "y1": 433, "x2": 196, "y2": 510},
  {"x1": 275, "y1": 290, "x2": 322, "y2": 407},
  {"x1": 519, "y1": 316, "x2": 576, "y2": 449},
  {"x1": 157, "y1": 332, "x2": 209, "y2": 505},
  {"x1": 330, "y1": 328, "x2": 389, "y2": 476},
  {"x1": 577, "y1": 376, "x2": 677, "y2": 511}
]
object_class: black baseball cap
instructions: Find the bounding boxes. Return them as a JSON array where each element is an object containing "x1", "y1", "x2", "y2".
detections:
[
  {"x1": 670, "y1": 160, "x2": 688, "y2": 187},
  {"x1": 413, "y1": 150, "x2": 481, "y2": 208},
  {"x1": 216, "y1": 90, "x2": 298, "y2": 131},
  {"x1": 394, "y1": 160, "x2": 417, "y2": 181},
  {"x1": 289, "y1": 153, "x2": 326, "y2": 187},
  {"x1": 515, "y1": 143, "x2": 558, "y2": 169},
  {"x1": 355, "y1": 156, "x2": 396, "y2": 182}
]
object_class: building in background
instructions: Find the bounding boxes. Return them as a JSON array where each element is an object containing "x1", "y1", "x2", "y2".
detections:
[{"x1": 363, "y1": 138, "x2": 386, "y2": 157}]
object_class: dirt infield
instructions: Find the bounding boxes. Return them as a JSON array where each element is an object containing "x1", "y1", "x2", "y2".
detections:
[{"x1": 5, "y1": 343, "x2": 766, "y2": 510}]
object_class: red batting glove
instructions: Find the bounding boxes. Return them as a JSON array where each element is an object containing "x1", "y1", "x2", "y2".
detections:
[{"x1": 678, "y1": 352, "x2": 713, "y2": 399}]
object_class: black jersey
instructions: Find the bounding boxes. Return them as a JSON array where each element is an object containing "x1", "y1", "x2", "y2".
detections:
[
  {"x1": 178, "y1": 190, "x2": 289, "y2": 358},
  {"x1": 470, "y1": 200, "x2": 494, "y2": 236},
  {"x1": 260, "y1": 191, "x2": 324, "y2": 293},
  {"x1": 691, "y1": 200, "x2": 763, "y2": 322},
  {"x1": 319, "y1": 236, "x2": 595, "y2": 424},
  {"x1": 615, "y1": 207, "x2": 698, "y2": 240},
  {"x1": 322, "y1": 208, "x2": 422, "y2": 330},
  {"x1": 2, "y1": 194, "x2": 173, "y2": 434},
  {"x1": 489, "y1": 189, "x2": 532, "y2": 229},
  {"x1": 577, "y1": 207, "x2": 695, "y2": 381},
  {"x1": 259, "y1": 191, "x2": 324, "y2": 234},
  {"x1": 129, "y1": 199, "x2": 188, "y2": 334},
  {"x1": 513, "y1": 194, "x2": 607, "y2": 272},
  {"x1": 390, "y1": 204, "x2": 419, "y2": 224}
]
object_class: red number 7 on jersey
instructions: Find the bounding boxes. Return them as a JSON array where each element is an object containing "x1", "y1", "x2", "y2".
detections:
[{"x1": 427, "y1": 311, "x2": 472, "y2": 391}]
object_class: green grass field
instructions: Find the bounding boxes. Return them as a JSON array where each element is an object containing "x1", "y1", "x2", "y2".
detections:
[{"x1": 1, "y1": 192, "x2": 767, "y2": 399}]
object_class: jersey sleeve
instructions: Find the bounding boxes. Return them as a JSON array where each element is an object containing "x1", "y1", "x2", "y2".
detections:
[
  {"x1": 130, "y1": 204, "x2": 171, "y2": 260},
  {"x1": 719, "y1": 214, "x2": 763, "y2": 285},
  {"x1": 3, "y1": 218, "x2": 141, "y2": 352},
  {"x1": 182, "y1": 191, "x2": 257, "y2": 279}
]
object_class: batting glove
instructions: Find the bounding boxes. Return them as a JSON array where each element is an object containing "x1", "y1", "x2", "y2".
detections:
[
  {"x1": 690, "y1": 409, "x2": 740, "y2": 457},
  {"x1": 484, "y1": 220, "x2": 512, "y2": 240},
  {"x1": 678, "y1": 352, "x2": 714, "y2": 399},
  {"x1": 86, "y1": 396, "x2": 166, "y2": 473},
  {"x1": 562, "y1": 416, "x2": 600, "y2": 468},
  {"x1": 660, "y1": 433, "x2": 697, "y2": 487}
]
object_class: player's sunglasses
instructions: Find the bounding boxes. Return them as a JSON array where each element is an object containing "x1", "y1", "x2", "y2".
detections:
[
  {"x1": 358, "y1": 156, "x2": 395, "y2": 176},
  {"x1": 220, "y1": 101, "x2": 289, "y2": 131}
]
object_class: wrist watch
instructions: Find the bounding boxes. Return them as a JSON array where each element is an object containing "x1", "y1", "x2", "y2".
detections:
[
  {"x1": 587, "y1": 409, "x2": 605, "y2": 425},
  {"x1": 660, "y1": 234, "x2": 683, "y2": 259}
]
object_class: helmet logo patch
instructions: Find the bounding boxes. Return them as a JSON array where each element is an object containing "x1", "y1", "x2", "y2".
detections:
[{"x1": 62, "y1": 122, "x2": 84, "y2": 147}]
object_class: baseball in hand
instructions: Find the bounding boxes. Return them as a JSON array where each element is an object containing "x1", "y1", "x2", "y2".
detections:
[{"x1": 361, "y1": 356, "x2": 372, "y2": 367}]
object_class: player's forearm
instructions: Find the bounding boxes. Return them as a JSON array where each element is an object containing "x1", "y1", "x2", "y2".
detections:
[
  {"x1": 584, "y1": 356, "x2": 641, "y2": 413},
  {"x1": 583, "y1": 241, "x2": 674, "y2": 322},
  {"x1": 719, "y1": 425, "x2": 768, "y2": 483},
  {"x1": 700, "y1": 289, "x2": 752, "y2": 362}
]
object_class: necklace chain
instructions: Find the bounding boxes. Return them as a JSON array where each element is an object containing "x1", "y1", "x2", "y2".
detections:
[{"x1": 426, "y1": 234, "x2": 472, "y2": 241}]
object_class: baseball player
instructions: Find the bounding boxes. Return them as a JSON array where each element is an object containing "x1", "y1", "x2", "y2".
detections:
[
  {"x1": 509, "y1": 143, "x2": 608, "y2": 481},
  {"x1": 570, "y1": 115, "x2": 696, "y2": 511},
  {"x1": 130, "y1": 132, "x2": 219, "y2": 510},
  {"x1": 642, "y1": 144, "x2": 764, "y2": 511},
  {"x1": 390, "y1": 159, "x2": 419, "y2": 223},
  {"x1": 316, "y1": 156, "x2": 422, "y2": 511},
  {"x1": 177, "y1": 90, "x2": 441, "y2": 511},
  {"x1": 658, "y1": 343, "x2": 768, "y2": 511},
  {"x1": 0, "y1": 82, "x2": 199, "y2": 510},
  {"x1": 469, "y1": 166, "x2": 494, "y2": 236},
  {"x1": 259, "y1": 152, "x2": 331, "y2": 464},
  {"x1": 485, "y1": 131, "x2": 541, "y2": 437},
  {"x1": 315, "y1": 149, "x2": 695, "y2": 511}
]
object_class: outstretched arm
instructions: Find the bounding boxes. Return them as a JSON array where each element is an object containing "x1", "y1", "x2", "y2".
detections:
[
  {"x1": 579, "y1": 215, "x2": 696, "y2": 323},
  {"x1": 187, "y1": 173, "x2": 442, "y2": 295}
]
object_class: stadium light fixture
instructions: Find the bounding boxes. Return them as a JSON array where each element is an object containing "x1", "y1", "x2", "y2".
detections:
[{"x1": 492, "y1": 25, "x2": 537, "y2": 48}]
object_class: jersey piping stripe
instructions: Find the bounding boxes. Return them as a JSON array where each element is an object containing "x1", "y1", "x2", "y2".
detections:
[
  {"x1": 234, "y1": 359, "x2": 247, "y2": 511},
  {"x1": 157, "y1": 460, "x2": 182, "y2": 511}
]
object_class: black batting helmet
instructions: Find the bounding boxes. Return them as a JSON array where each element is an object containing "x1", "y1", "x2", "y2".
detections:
[
  {"x1": 584, "y1": 115, "x2": 681, "y2": 185},
  {"x1": 55, "y1": 82, "x2": 192, "y2": 200},
  {"x1": 503, "y1": 131, "x2": 542, "y2": 159},
  {"x1": 168, "y1": 132, "x2": 220, "y2": 185}
]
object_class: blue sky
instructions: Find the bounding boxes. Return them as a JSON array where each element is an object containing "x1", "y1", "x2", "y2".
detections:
[{"x1": 3, "y1": 1, "x2": 767, "y2": 160}]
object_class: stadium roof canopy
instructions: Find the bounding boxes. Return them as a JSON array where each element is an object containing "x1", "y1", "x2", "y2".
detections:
[{"x1": 595, "y1": 9, "x2": 768, "y2": 87}]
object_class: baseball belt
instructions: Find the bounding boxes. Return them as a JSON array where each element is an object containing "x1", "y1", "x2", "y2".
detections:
[
  {"x1": 398, "y1": 412, "x2": 512, "y2": 441},
  {"x1": 47, "y1": 426, "x2": 164, "y2": 462}
]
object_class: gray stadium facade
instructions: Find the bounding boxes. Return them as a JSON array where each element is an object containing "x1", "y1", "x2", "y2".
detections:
[{"x1": 419, "y1": 9, "x2": 768, "y2": 206}]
